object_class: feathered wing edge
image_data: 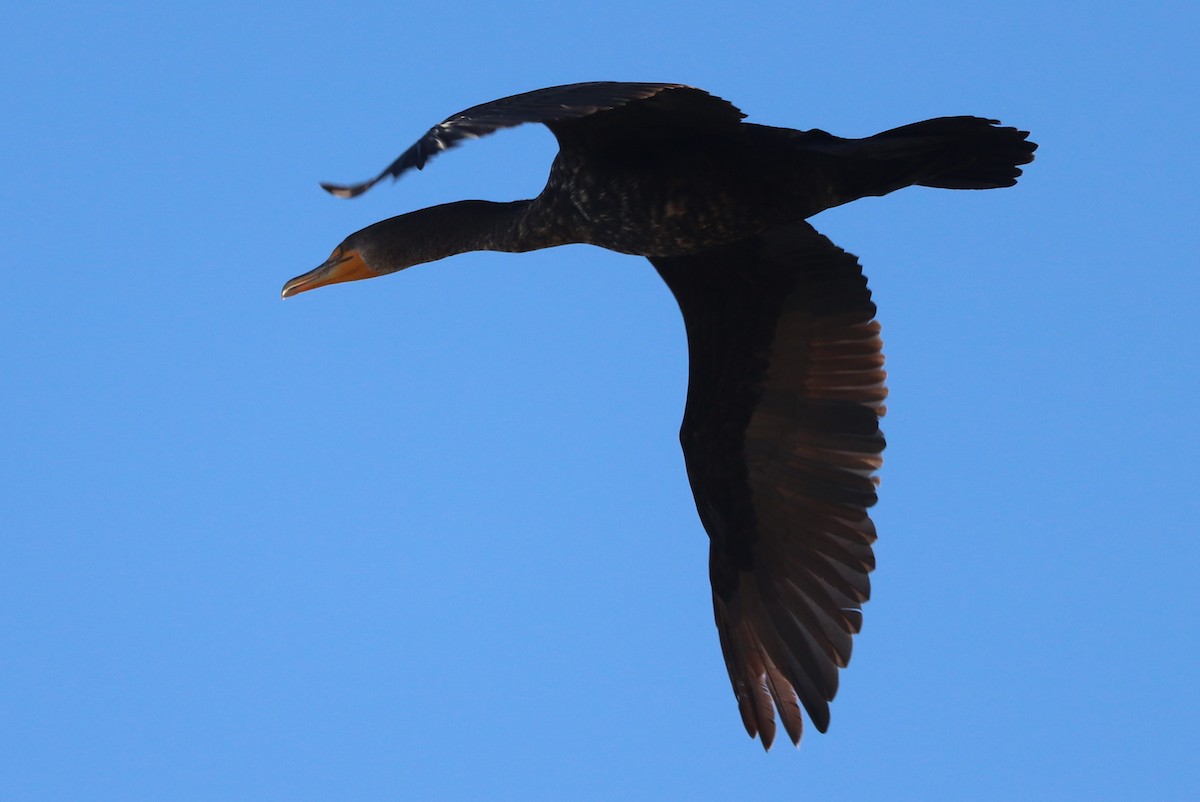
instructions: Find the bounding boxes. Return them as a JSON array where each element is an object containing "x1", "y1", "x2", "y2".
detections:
[
  {"x1": 653, "y1": 222, "x2": 885, "y2": 749},
  {"x1": 320, "y1": 82, "x2": 744, "y2": 198}
]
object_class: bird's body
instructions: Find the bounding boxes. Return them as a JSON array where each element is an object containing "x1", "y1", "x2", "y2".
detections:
[
  {"x1": 283, "y1": 82, "x2": 1035, "y2": 749},
  {"x1": 535, "y1": 126, "x2": 811, "y2": 253}
]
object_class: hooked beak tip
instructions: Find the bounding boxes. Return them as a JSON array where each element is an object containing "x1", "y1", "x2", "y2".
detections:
[{"x1": 280, "y1": 280, "x2": 304, "y2": 299}]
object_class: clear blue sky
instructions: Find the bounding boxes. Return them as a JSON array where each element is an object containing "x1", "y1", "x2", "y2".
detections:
[{"x1": 3, "y1": 2, "x2": 1197, "y2": 800}]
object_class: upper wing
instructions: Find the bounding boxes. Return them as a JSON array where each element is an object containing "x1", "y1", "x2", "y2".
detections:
[
  {"x1": 321, "y1": 81, "x2": 745, "y2": 198},
  {"x1": 650, "y1": 222, "x2": 886, "y2": 749}
]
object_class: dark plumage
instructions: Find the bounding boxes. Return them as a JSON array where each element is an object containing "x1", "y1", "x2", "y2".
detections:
[{"x1": 282, "y1": 82, "x2": 1036, "y2": 749}]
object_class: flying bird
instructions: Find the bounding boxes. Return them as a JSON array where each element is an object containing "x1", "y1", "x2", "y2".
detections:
[{"x1": 282, "y1": 82, "x2": 1036, "y2": 749}]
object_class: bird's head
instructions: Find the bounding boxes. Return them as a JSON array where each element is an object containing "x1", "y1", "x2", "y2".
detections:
[
  {"x1": 280, "y1": 222, "x2": 393, "y2": 299},
  {"x1": 282, "y1": 210, "x2": 446, "y2": 299},
  {"x1": 281, "y1": 201, "x2": 513, "y2": 299}
]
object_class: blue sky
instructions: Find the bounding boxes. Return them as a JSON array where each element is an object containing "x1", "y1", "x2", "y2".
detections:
[{"x1": 3, "y1": 2, "x2": 1197, "y2": 800}]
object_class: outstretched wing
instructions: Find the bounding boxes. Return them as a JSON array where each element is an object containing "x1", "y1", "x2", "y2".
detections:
[
  {"x1": 321, "y1": 81, "x2": 745, "y2": 198},
  {"x1": 650, "y1": 222, "x2": 886, "y2": 749}
]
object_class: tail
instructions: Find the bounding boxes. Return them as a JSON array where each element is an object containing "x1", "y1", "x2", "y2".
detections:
[{"x1": 863, "y1": 116, "x2": 1038, "y2": 190}]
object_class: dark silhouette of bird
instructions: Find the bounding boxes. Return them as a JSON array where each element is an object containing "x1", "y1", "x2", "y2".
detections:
[{"x1": 282, "y1": 82, "x2": 1036, "y2": 749}]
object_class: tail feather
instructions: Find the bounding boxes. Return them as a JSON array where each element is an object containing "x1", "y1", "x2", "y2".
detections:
[{"x1": 867, "y1": 116, "x2": 1038, "y2": 190}]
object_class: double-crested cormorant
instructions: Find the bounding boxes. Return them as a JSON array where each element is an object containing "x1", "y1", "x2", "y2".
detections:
[{"x1": 282, "y1": 82, "x2": 1036, "y2": 749}]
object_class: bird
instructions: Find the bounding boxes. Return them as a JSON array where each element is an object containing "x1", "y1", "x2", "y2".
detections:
[{"x1": 282, "y1": 82, "x2": 1036, "y2": 749}]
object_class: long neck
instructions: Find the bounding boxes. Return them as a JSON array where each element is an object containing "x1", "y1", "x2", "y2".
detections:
[{"x1": 359, "y1": 199, "x2": 568, "y2": 274}]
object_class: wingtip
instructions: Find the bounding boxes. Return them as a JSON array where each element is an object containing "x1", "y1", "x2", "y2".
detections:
[{"x1": 319, "y1": 179, "x2": 373, "y2": 199}]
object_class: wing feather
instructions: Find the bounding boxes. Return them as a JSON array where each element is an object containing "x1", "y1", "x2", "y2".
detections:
[
  {"x1": 321, "y1": 81, "x2": 745, "y2": 198},
  {"x1": 651, "y1": 221, "x2": 886, "y2": 749}
]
